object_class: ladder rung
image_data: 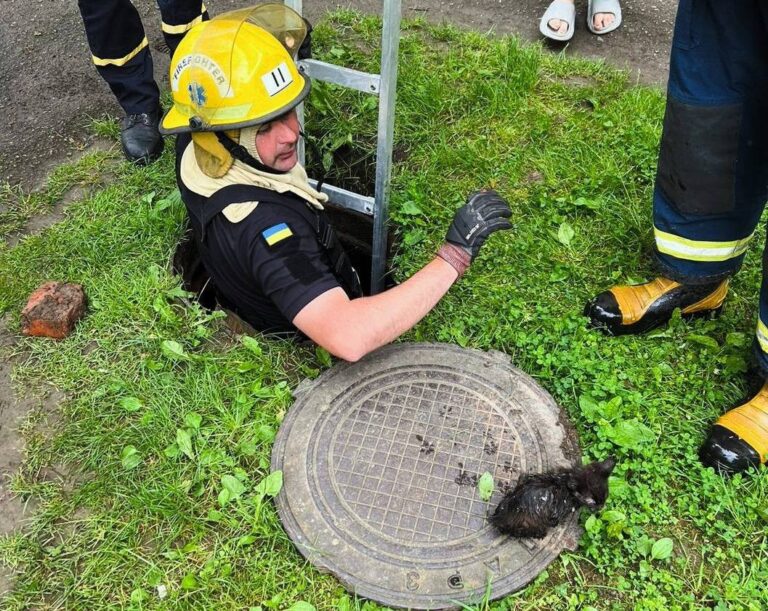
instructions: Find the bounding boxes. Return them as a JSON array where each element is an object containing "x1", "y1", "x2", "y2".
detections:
[
  {"x1": 308, "y1": 180, "x2": 374, "y2": 215},
  {"x1": 298, "y1": 59, "x2": 380, "y2": 95}
]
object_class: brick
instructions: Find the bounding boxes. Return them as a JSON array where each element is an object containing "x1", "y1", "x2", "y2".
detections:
[{"x1": 21, "y1": 282, "x2": 87, "y2": 339}]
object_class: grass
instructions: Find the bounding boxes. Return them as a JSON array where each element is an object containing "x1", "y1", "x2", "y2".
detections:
[{"x1": 1, "y1": 10, "x2": 768, "y2": 610}]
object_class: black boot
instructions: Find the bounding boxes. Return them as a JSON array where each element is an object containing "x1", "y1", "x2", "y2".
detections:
[
  {"x1": 584, "y1": 277, "x2": 729, "y2": 336},
  {"x1": 120, "y1": 111, "x2": 164, "y2": 165},
  {"x1": 699, "y1": 380, "x2": 768, "y2": 474}
]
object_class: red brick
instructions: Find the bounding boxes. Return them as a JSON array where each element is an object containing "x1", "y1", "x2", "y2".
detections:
[{"x1": 21, "y1": 282, "x2": 87, "y2": 339}]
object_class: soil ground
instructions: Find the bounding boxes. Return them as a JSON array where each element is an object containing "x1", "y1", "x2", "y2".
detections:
[
  {"x1": 0, "y1": 0, "x2": 677, "y2": 598},
  {"x1": 0, "y1": 0, "x2": 675, "y2": 190}
]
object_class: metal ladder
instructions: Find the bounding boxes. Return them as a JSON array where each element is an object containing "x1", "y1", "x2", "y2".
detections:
[{"x1": 284, "y1": 0, "x2": 401, "y2": 294}]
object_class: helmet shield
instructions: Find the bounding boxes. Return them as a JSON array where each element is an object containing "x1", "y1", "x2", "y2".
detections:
[
  {"x1": 224, "y1": 3, "x2": 308, "y2": 56},
  {"x1": 161, "y1": 3, "x2": 310, "y2": 134}
]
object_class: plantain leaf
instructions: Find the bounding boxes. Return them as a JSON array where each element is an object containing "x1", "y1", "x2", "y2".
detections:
[
  {"x1": 184, "y1": 412, "x2": 202, "y2": 430},
  {"x1": 121, "y1": 446, "x2": 141, "y2": 470},
  {"x1": 119, "y1": 397, "x2": 143, "y2": 412},
  {"x1": 241, "y1": 335, "x2": 263, "y2": 356},
  {"x1": 651, "y1": 537, "x2": 674, "y2": 560},
  {"x1": 477, "y1": 472, "x2": 495, "y2": 502},
  {"x1": 608, "y1": 419, "x2": 655, "y2": 450},
  {"x1": 557, "y1": 222, "x2": 575, "y2": 246},
  {"x1": 161, "y1": 340, "x2": 190, "y2": 361},
  {"x1": 176, "y1": 428, "x2": 194, "y2": 460},
  {"x1": 686, "y1": 334, "x2": 719, "y2": 351},
  {"x1": 221, "y1": 474, "x2": 246, "y2": 500},
  {"x1": 255, "y1": 471, "x2": 283, "y2": 497}
]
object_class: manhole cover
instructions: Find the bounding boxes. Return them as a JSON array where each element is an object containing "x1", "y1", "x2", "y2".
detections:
[{"x1": 272, "y1": 343, "x2": 581, "y2": 609}]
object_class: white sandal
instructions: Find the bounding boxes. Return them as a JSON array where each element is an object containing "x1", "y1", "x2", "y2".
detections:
[
  {"x1": 587, "y1": 0, "x2": 622, "y2": 35},
  {"x1": 539, "y1": 0, "x2": 576, "y2": 42}
]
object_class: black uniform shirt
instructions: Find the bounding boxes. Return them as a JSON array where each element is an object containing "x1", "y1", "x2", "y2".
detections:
[{"x1": 203, "y1": 200, "x2": 343, "y2": 333}]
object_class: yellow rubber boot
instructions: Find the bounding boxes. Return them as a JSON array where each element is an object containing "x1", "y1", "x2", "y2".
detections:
[
  {"x1": 700, "y1": 382, "x2": 768, "y2": 474},
  {"x1": 584, "y1": 277, "x2": 729, "y2": 335}
]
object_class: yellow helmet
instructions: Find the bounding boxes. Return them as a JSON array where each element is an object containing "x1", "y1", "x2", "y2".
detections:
[{"x1": 160, "y1": 3, "x2": 310, "y2": 135}]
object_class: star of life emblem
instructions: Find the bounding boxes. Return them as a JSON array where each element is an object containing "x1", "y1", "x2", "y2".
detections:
[{"x1": 188, "y1": 82, "x2": 207, "y2": 107}]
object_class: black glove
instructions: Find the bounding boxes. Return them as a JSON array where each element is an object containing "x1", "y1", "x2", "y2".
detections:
[
  {"x1": 298, "y1": 18, "x2": 313, "y2": 60},
  {"x1": 445, "y1": 190, "x2": 512, "y2": 261}
]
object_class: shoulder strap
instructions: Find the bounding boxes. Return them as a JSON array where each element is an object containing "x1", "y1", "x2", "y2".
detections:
[
  {"x1": 202, "y1": 184, "x2": 277, "y2": 236},
  {"x1": 306, "y1": 206, "x2": 363, "y2": 298}
]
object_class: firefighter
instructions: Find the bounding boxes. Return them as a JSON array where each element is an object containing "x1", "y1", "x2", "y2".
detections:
[
  {"x1": 77, "y1": 0, "x2": 208, "y2": 163},
  {"x1": 585, "y1": 0, "x2": 768, "y2": 474},
  {"x1": 160, "y1": 4, "x2": 512, "y2": 362}
]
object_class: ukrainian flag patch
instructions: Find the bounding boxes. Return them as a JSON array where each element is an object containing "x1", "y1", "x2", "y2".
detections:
[{"x1": 262, "y1": 223, "x2": 293, "y2": 246}]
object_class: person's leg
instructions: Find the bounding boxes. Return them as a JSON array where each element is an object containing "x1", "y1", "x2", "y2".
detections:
[
  {"x1": 547, "y1": 0, "x2": 619, "y2": 36},
  {"x1": 545, "y1": 0, "x2": 575, "y2": 37},
  {"x1": 700, "y1": 34, "x2": 768, "y2": 473},
  {"x1": 78, "y1": 0, "x2": 159, "y2": 114},
  {"x1": 701, "y1": 264, "x2": 768, "y2": 473},
  {"x1": 653, "y1": 0, "x2": 768, "y2": 286},
  {"x1": 588, "y1": 0, "x2": 621, "y2": 33},
  {"x1": 586, "y1": 0, "x2": 768, "y2": 338},
  {"x1": 155, "y1": 0, "x2": 209, "y2": 56},
  {"x1": 656, "y1": 0, "x2": 768, "y2": 474},
  {"x1": 77, "y1": 0, "x2": 163, "y2": 164}
]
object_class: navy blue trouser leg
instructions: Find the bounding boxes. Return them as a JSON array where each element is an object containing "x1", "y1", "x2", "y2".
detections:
[
  {"x1": 651, "y1": 1, "x2": 768, "y2": 371},
  {"x1": 78, "y1": 0, "x2": 159, "y2": 115},
  {"x1": 652, "y1": 0, "x2": 768, "y2": 283},
  {"x1": 78, "y1": 0, "x2": 207, "y2": 115},
  {"x1": 156, "y1": 0, "x2": 208, "y2": 57}
]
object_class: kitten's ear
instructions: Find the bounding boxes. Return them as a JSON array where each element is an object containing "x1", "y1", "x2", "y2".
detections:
[{"x1": 598, "y1": 457, "x2": 617, "y2": 475}]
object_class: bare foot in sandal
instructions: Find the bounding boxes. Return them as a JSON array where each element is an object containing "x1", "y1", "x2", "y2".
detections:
[
  {"x1": 540, "y1": 0, "x2": 577, "y2": 41},
  {"x1": 592, "y1": 11, "x2": 615, "y2": 31},
  {"x1": 588, "y1": 0, "x2": 622, "y2": 35},
  {"x1": 548, "y1": 0, "x2": 574, "y2": 36}
]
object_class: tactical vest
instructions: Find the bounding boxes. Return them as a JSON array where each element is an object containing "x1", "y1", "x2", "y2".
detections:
[{"x1": 179, "y1": 181, "x2": 363, "y2": 300}]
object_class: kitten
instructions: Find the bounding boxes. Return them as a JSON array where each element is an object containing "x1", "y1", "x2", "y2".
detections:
[{"x1": 489, "y1": 457, "x2": 616, "y2": 539}]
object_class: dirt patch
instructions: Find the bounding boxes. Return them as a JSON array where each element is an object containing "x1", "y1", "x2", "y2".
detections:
[
  {"x1": 4, "y1": 138, "x2": 117, "y2": 249},
  {"x1": 0, "y1": 317, "x2": 31, "y2": 598},
  {"x1": 0, "y1": 0, "x2": 674, "y2": 191},
  {"x1": 0, "y1": 314, "x2": 68, "y2": 599}
]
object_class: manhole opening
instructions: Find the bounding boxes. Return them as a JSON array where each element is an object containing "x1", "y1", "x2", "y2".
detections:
[{"x1": 322, "y1": 203, "x2": 398, "y2": 295}]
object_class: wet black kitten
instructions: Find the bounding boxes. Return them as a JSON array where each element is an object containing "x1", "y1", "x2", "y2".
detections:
[{"x1": 489, "y1": 457, "x2": 616, "y2": 539}]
